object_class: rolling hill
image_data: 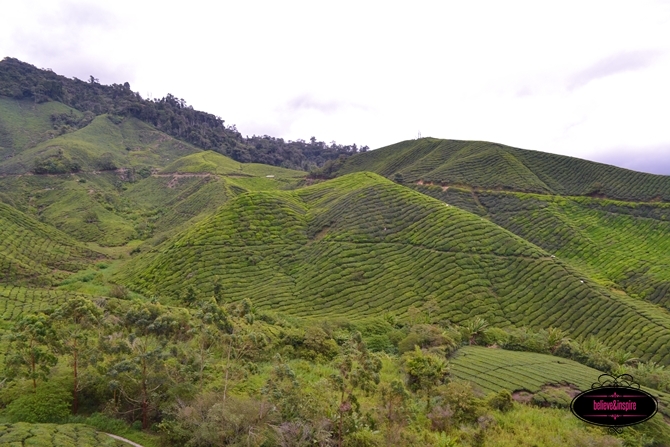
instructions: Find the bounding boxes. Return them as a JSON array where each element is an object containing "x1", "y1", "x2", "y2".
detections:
[
  {"x1": 338, "y1": 138, "x2": 670, "y2": 202},
  {"x1": 120, "y1": 172, "x2": 670, "y2": 364},
  {"x1": 0, "y1": 201, "x2": 102, "y2": 286}
]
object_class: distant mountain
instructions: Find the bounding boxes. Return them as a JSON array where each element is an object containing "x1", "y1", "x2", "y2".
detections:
[
  {"x1": 338, "y1": 138, "x2": 670, "y2": 202},
  {"x1": 0, "y1": 57, "x2": 366, "y2": 170}
]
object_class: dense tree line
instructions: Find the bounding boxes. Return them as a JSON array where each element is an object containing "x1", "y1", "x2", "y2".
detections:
[{"x1": 0, "y1": 58, "x2": 367, "y2": 171}]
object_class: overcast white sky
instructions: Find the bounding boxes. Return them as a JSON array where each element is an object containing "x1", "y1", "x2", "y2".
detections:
[{"x1": 1, "y1": 0, "x2": 669, "y2": 174}]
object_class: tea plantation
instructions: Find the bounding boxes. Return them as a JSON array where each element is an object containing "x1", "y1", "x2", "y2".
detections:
[{"x1": 339, "y1": 138, "x2": 670, "y2": 202}]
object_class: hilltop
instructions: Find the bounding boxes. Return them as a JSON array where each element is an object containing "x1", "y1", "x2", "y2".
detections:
[{"x1": 337, "y1": 138, "x2": 670, "y2": 202}]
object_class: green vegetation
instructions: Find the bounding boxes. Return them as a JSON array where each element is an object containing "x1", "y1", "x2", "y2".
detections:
[
  {"x1": 121, "y1": 173, "x2": 670, "y2": 366},
  {"x1": 0, "y1": 114, "x2": 202, "y2": 175},
  {"x1": 0, "y1": 96, "x2": 83, "y2": 159},
  {"x1": 338, "y1": 138, "x2": 670, "y2": 202},
  {"x1": 2, "y1": 60, "x2": 670, "y2": 445},
  {"x1": 0, "y1": 58, "x2": 366, "y2": 171},
  {"x1": 475, "y1": 191, "x2": 670, "y2": 307},
  {"x1": 0, "y1": 202, "x2": 102, "y2": 286}
]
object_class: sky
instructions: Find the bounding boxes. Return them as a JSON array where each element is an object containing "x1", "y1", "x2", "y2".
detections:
[{"x1": 1, "y1": 0, "x2": 669, "y2": 174}]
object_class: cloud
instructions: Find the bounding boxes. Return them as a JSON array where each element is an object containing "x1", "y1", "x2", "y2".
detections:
[
  {"x1": 587, "y1": 145, "x2": 670, "y2": 175},
  {"x1": 568, "y1": 50, "x2": 663, "y2": 90},
  {"x1": 6, "y1": 1, "x2": 134, "y2": 85},
  {"x1": 284, "y1": 94, "x2": 363, "y2": 115}
]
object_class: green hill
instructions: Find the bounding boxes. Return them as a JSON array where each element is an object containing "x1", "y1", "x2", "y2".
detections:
[
  {"x1": 0, "y1": 96, "x2": 84, "y2": 161},
  {"x1": 338, "y1": 138, "x2": 670, "y2": 202},
  {"x1": 121, "y1": 172, "x2": 670, "y2": 364},
  {"x1": 0, "y1": 201, "x2": 101, "y2": 286},
  {"x1": 4, "y1": 59, "x2": 670, "y2": 444},
  {"x1": 0, "y1": 113, "x2": 201, "y2": 175}
]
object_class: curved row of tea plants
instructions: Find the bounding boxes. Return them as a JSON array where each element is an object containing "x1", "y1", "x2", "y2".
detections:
[{"x1": 0, "y1": 423, "x2": 126, "y2": 447}]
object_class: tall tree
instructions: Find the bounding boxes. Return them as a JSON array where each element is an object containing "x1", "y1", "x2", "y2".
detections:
[
  {"x1": 403, "y1": 346, "x2": 448, "y2": 410},
  {"x1": 53, "y1": 297, "x2": 103, "y2": 414},
  {"x1": 330, "y1": 332, "x2": 382, "y2": 447},
  {"x1": 5, "y1": 313, "x2": 57, "y2": 391}
]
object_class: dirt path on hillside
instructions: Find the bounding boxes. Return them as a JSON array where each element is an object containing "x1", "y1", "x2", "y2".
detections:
[{"x1": 104, "y1": 433, "x2": 145, "y2": 447}]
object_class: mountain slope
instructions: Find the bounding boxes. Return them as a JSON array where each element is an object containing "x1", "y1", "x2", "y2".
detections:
[
  {"x1": 0, "y1": 201, "x2": 101, "y2": 285},
  {"x1": 0, "y1": 114, "x2": 201, "y2": 175},
  {"x1": 338, "y1": 138, "x2": 670, "y2": 202},
  {"x1": 0, "y1": 96, "x2": 83, "y2": 160},
  {"x1": 120, "y1": 172, "x2": 670, "y2": 364}
]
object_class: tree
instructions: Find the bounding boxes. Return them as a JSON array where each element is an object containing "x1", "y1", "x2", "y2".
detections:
[
  {"x1": 5, "y1": 313, "x2": 57, "y2": 391},
  {"x1": 262, "y1": 355, "x2": 312, "y2": 421},
  {"x1": 422, "y1": 298, "x2": 440, "y2": 323},
  {"x1": 191, "y1": 300, "x2": 233, "y2": 389},
  {"x1": 463, "y1": 316, "x2": 489, "y2": 345},
  {"x1": 403, "y1": 346, "x2": 448, "y2": 409},
  {"x1": 53, "y1": 297, "x2": 102, "y2": 414},
  {"x1": 379, "y1": 379, "x2": 409, "y2": 427},
  {"x1": 111, "y1": 334, "x2": 167, "y2": 429},
  {"x1": 212, "y1": 277, "x2": 223, "y2": 303},
  {"x1": 330, "y1": 332, "x2": 382, "y2": 447}
]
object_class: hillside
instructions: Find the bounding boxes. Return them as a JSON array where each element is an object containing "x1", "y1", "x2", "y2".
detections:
[
  {"x1": 338, "y1": 138, "x2": 670, "y2": 202},
  {"x1": 120, "y1": 172, "x2": 670, "y2": 364},
  {"x1": 0, "y1": 114, "x2": 201, "y2": 175},
  {"x1": 0, "y1": 113, "x2": 307, "y2": 246},
  {"x1": 0, "y1": 201, "x2": 101, "y2": 286},
  {"x1": 0, "y1": 96, "x2": 84, "y2": 160}
]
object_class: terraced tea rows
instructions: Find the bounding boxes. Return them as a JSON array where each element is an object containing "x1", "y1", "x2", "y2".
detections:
[
  {"x1": 161, "y1": 150, "x2": 305, "y2": 180},
  {"x1": 339, "y1": 138, "x2": 670, "y2": 202},
  {"x1": 0, "y1": 286, "x2": 85, "y2": 322},
  {"x1": 451, "y1": 346, "x2": 599, "y2": 393},
  {"x1": 0, "y1": 423, "x2": 125, "y2": 447},
  {"x1": 122, "y1": 173, "x2": 670, "y2": 364},
  {"x1": 0, "y1": 202, "x2": 101, "y2": 285},
  {"x1": 451, "y1": 346, "x2": 670, "y2": 415},
  {"x1": 476, "y1": 191, "x2": 670, "y2": 307}
]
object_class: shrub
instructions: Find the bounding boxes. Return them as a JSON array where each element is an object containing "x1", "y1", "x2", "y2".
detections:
[
  {"x1": 6, "y1": 382, "x2": 71, "y2": 423},
  {"x1": 487, "y1": 389, "x2": 513, "y2": 412},
  {"x1": 437, "y1": 381, "x2": 484, "y2": 425},
  {"x1": 481, "y1": 327, "x2": 509, "y2": 347},
  {"x1": 110, "y1": 284, "x2": 130, "y2": 299}
]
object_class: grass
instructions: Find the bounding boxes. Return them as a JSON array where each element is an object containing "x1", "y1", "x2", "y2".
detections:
[{"x1": 339, "y1": 138, "x2": 670, "y2": 202}]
